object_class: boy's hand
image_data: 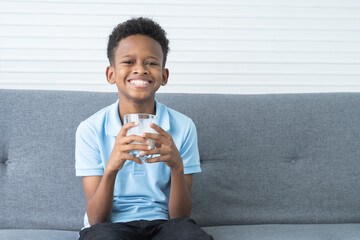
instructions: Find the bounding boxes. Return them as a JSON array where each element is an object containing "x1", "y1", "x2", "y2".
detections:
[
  {"x1": 141, "y1": 123, "x2": 183, "y2": 172},
  {"x1": 105, "y1": 122, "x2": 151, "y2": 174}
]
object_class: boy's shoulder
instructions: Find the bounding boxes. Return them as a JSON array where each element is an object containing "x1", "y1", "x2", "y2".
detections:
[
  {"x1": 163, "y1": 103, "x2": 190, "y2": 121},
  {"x1": 158, "y1": 101, "x2": 195, "y2": 131},
  {"x1": 156, "y1": 98, "x2": 190, "y2": 118}
]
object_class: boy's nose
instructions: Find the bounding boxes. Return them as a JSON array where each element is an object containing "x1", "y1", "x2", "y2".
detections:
[{"x1": 133, "y1": 64, "x2": 149, "y2": 75}]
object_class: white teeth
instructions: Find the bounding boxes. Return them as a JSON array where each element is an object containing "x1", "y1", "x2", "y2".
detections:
[{"x1": 130, "y1": 80, "x2": 149, "y2": 86}]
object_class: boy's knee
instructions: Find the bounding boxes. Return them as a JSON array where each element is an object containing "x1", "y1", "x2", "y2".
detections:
[
  {"x1": 157, "y1": 218, "x2": 213, "y2": 240},
  {"x1": 79, "y1": 223, "x2": 130, "y2": 240},
  {"x1": 81, "y1": 230, "x2": 127, "y2": 240}
]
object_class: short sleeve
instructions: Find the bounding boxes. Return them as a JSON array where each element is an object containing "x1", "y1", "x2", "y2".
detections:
[
  {"x1": 180, "y1": 120, "x2": 201, "y2": 175},
  {"x1": 75, "y1": 121, "x2": 104, "y2": 176}
]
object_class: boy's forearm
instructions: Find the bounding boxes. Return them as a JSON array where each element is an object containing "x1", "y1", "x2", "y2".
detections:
[
  {"x1": 168, "y1": 168, "x2": 192, "y2": 219},
  {"x1": 86, "y1": 169, "x2": 118, "y2": 226}
]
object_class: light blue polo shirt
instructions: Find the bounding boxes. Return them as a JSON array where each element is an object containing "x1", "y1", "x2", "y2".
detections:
[{"x1": 75, "y1": 99, "x2": 201, "y2": 228}]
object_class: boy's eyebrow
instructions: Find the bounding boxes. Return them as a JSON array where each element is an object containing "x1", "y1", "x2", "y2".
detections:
[
  {"x1": 119, "y1": 54, "x2": 134, "y2": 58},
  {"x1": 120, "y1": 54, "x2": 160, "y2": 60},
  {"x1": 147, "y1": 56, "x2": 160, "y2": 60}
]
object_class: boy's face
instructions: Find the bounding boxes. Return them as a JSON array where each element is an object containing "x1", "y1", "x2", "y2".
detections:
[{"x1": 106, "y1": 34, "x2": 169, "y2": 103}]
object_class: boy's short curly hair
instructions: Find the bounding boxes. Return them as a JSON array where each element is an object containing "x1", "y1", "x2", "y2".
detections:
[{"x1": 107, "y1": 17, "x2": 170, "y2": 67}]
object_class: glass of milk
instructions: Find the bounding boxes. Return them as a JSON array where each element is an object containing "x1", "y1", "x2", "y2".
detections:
[{"x1": 124, "y1": 114, "x2": 157, "y2": 159}]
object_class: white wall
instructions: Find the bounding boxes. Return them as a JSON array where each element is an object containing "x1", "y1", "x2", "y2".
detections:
[{"x1": 1, "y1": 0, "x2": 360, "y2": 94}]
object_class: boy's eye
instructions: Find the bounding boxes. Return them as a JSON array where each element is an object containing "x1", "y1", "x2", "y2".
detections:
[
  {"x1": 146, "y1": 61, "x2": 157, "y2": 66},
  {"x1": 123, "y1": 61, "x2": 133, "y2": 64}
]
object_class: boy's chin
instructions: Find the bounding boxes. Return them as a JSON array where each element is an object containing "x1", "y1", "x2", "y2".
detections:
[{"x1": 123, "y1": 91, "x2": 156, "y2": 103}]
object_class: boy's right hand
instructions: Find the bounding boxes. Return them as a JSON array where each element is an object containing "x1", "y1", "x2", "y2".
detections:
[{"x1": 105, "y1": 122, "x2": 151, "y2": 174}]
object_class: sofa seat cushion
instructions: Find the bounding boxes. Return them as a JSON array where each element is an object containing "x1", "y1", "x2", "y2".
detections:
[
  {"x1": 1, "y1": 223, "x2": 359, "y2": 240},
  {"x1": 0, "y1": 229, "x2": 79, "y2": 240},
  {"x1": 203, "y1": 223, "x2": 360, "y2": 240}
]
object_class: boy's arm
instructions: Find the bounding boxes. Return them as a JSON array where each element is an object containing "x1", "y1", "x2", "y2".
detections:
[
  {"x1": 168, "y1": 171, "x2": 193, "y2": 219},
  {"x1": 82, "y1": 122, "x2": 151, "y2": 226},
  {"x1": 82, "y1": 171, "x2": 117, "y2": 226},
  {"x1": 143, "y1": 123, "x2": 195, "y2": 218}
]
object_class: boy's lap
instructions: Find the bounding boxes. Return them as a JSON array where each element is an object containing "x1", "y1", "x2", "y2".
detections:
[
  {"x1": 79, "y1": 221, "x2": 143, "y2": 240},
  {"x1": 153, "y1": 218, "x2": 213, "y2": 240},
  {"x1": 79, "y1": 218, "x2": 212, "y2": 240}
]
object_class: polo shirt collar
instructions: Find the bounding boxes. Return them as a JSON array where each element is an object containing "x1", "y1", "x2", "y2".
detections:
[{"x1": 105, "y1": 99, "x2": 170, "y2": 136}]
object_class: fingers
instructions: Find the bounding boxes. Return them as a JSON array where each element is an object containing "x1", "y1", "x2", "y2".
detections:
[
  {"x1": 114, "y1": 123, "x2": 179, "y2": 168},
  {"x1": 139, "y1": 146, "x2": 169, "y2": 162},
  {"x1": 144, "y1": 156, "x2": 166, "y2": 164},
  {"x1": 118, "y1": 122, "x2": 138, "y2": 137},
  {"x1": 142, "y1": 132, "x2": 160, "y2": 141},
  {"x1": 119, "y1": 134, "x2": 149, "y2": 146},
  {"x1": 141, "y1": 132, "x2": 162, "y2": 149},
  {"x1": 123, "y1": 153, "x2": 143, "y2": 165},
  {"x1": 139, "y1": 147, "x2": 162, "y2": 156},
  {"x1": 142, "y1": 131, "x2": 170, "y2": 149},
  {"x1": 123, "y1": 143, "x2": 152, "y2": 152},
  {"x1": 149, "y1": 123, "x2": 172, "y2": 139}
]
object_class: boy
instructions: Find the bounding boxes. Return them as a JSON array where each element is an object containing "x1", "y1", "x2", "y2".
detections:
[{"x1": 75, "y1": 17, "x2": 214, "y2": 240}]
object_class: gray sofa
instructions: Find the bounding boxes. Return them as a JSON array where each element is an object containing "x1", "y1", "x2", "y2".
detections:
[{"x1": 1, "y1": 89, "x2": 359, "y2": 240}]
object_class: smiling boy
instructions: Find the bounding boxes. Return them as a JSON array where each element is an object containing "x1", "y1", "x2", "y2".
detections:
[{"x1": 75, "y1": 17, "x2": 213, "y2": 239}]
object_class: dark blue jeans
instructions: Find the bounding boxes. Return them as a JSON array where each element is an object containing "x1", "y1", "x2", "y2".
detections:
[{"x1": 78, "y1": 217, "x2": 214, "y2": 240}]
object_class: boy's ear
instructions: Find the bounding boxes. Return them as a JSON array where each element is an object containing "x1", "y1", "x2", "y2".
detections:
[
  {"x1": 161, "y1": 68, "x2": 169, "y2": 86},
  {"x1": 106, "y1": 66, "x2": 116, "y2": 84}
]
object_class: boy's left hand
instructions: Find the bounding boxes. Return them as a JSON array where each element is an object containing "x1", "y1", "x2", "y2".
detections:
[{"x1": 140, "y1": 123, "x2": 183, "y2": 171}]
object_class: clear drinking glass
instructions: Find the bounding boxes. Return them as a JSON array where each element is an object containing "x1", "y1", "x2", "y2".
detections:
[{"x1": 123, "y1": 114, "x2": 157, "y2": 158}]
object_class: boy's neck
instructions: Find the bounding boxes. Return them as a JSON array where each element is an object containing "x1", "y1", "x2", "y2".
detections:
[{"x1": 118, "y1": 96, "x2": 156, "y2": 125}]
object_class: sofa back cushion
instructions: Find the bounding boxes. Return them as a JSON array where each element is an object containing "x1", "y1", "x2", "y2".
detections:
[
  {"x1": 167, "y1": 93, "x2": 360, "y2": 226},
  {"x1": 1, "y1": 90, "x2": 359, "y2": 230}
]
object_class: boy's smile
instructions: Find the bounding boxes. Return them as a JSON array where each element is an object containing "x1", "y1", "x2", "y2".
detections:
[
  {"x1": 128, "y1": 78, "x2": 153, "y2": 88},
  {"x1": 106, "y1": 34, "x2": 169, "y2": 105}
]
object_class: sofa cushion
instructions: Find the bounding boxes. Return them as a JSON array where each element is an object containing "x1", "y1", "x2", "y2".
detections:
[
  {"x1": 158, "y1": 93, "x2": 360, "y2": 226},
  {"x1": 203, "y1": 223, "x2": 360, "y2": 240},
  {"x1": 0, "y1": 229, "x2": 79, "y2": 240},
  {"x1": 3, "y1": 224, "x2": 359, "y2": 240},
  {"x1": 1, "y1": 90, "x2": 360, "y2": 230}
]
